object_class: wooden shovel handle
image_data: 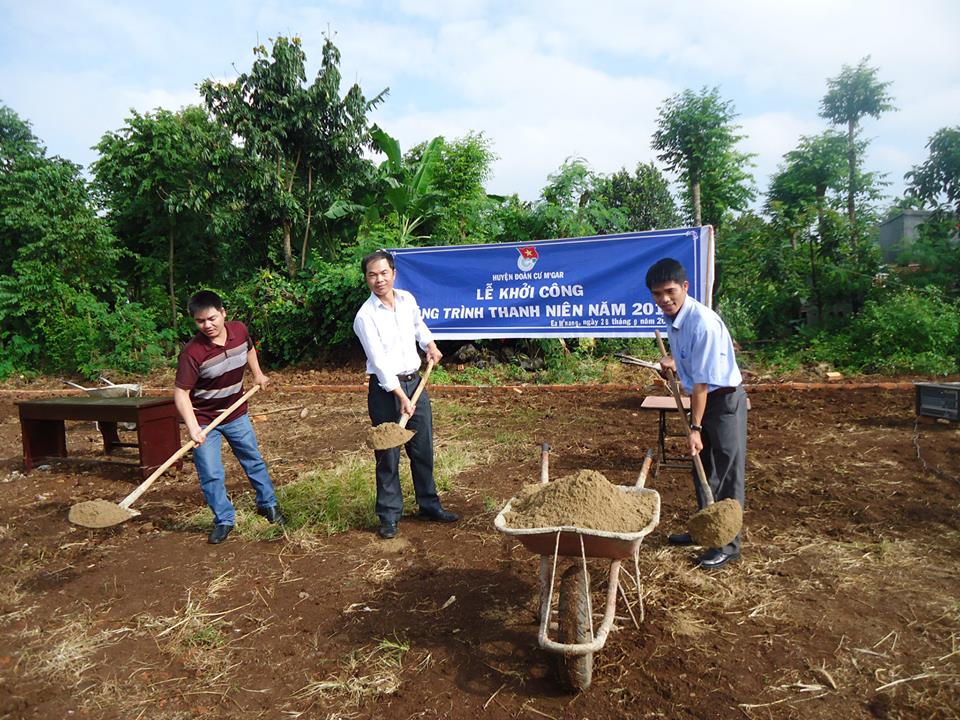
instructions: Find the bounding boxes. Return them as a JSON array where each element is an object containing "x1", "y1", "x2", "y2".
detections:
[
  {"x1": 397, "y1": 360, "x2": 435, "y2": 429},
  {"x1": 655, "y1": 330, "x2": 715, "y2": 506},
  {"x1": 118, "y1": 385, "x2": 261, "y2": 510}
]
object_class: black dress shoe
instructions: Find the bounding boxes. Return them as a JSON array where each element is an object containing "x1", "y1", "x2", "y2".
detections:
[
  {"x1": 418, "y1": 508, "x2": 459, "y2": 523},
  {"x1": 378, "y1": 521, "x2": 398, "y2": 539},
  {"x1": 696, "y1": 548, "x2": 740, "y2": 570},
  {"x1": 257, "y1": 505, "x2": 286, "y2": 525},
  {"x1": 668, "y1": 532, "x2": 696, "y2": 546},
  {"x1": 208, "y1": 524, "x2": 233, "y2": 544}
]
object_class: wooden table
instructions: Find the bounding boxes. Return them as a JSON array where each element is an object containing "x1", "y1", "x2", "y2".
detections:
[
  {"x1": 641, "y1": 395, "x2": 692, "y2": 476},
  {"x1": 641, "y1": 394, "x2": 751, "y2": 477},
  {"x1": 16, "y1": 397, "x2": 182, "y2": 480}
]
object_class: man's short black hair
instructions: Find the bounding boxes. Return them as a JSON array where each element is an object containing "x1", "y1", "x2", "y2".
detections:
[
  {"x1": 645, "y1": 258, "x2": 688, "y2": 289},
  {"x1": 361, "y1": 250, "x2": 396, "y2": 274},
  {"x1": 188, "y1": 290, "x2": 224, "y2": 316}
]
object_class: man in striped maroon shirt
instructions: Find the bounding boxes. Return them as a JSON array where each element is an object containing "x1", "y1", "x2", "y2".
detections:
[{"x1": 174, "y1": 290, "x2": 284, "y2": 544}]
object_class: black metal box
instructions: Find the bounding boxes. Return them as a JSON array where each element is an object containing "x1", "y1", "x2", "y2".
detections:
[{"x1": 915, "y1": 382, "x2": 960, "y2": 420}]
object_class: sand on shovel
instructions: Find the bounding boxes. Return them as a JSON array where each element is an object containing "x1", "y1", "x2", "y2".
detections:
[
  {"x1": 504, "y1": 469, "x2": 658, "y2": 533},
  {"x1": 366, "y1": 422, "x2": 415, "y2": 450},
  {"x1": 68, "y1": 499, "x2": 135, "y2": 528},
  {"x1": 688, "y1": 498, "x2": 742, "y2": 547}
]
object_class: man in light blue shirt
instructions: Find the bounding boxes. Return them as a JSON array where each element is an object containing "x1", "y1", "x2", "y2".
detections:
[
  {"x1": 354, "y1": 250, "x2": 458, "y2": 540},
  {"x1": 647, "y1": 258, "x2": 747, "y2": 570}
]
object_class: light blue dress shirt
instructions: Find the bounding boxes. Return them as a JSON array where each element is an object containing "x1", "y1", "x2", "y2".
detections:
[{"x1": 666, "y1": 296, "x2": 742, "y2": 395}]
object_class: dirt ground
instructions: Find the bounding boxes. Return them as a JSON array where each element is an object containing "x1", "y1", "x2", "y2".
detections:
[{"x1": 1, "y1": 374, "x2": 959, "y2": 719}]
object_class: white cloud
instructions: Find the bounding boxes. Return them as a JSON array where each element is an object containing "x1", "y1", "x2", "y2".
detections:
[{"x1": 2, "y1": 0, "x2": 956, "y2": 209}]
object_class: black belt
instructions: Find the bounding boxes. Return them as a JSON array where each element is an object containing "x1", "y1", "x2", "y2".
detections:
[
  {"x1": 397, "y1": 372, "x2": 419, "y2": 382},
  {"x1": 709, "y1": 386, "x2": 738, "y2": 397}
]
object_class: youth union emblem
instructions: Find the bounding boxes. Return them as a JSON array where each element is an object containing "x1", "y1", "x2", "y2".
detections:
[{"x1": 517, "y1": 246, "x2": 538, "y2": 271}]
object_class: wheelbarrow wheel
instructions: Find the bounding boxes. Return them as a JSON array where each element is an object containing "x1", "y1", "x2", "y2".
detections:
[{"x1": 556, "y1": 564, "x2": 593, "y2": 691}]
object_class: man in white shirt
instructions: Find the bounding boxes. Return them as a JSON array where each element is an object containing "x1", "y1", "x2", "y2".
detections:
[
  {"x1": 353, "y1": 250, "x2": 458, "y2": 539},
  {"x1": 647, "y1": 257, "x2": 747, "y2": 570}
]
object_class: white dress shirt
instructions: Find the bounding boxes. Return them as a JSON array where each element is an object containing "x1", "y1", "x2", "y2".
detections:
[{"x1": 353, "y1": 288, "x2": 434, "y2": 392}]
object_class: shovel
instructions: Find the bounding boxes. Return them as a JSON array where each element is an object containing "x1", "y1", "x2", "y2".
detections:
[
  {"x1": 366, "y1": 360, "x2": 435, "y2": 450},
  {"x1": 654, "y1": 331, "x2": 742, "y2": 548},
  {"x1": 68, "y1": 385, "x2": 261, "y2": 528}
]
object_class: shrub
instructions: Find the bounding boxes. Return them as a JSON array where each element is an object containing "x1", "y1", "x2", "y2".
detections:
[
  {"x1": 231, "y1": 270, "x2": 314, "y2": 366},
  {"x1": 841, "y1": 286, "x2": 958, "y2": 374}
]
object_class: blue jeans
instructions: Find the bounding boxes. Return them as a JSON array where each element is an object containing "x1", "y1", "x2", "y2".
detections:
[{"x1": 192, "y1": 413, "x2": 277, "y2": 526}]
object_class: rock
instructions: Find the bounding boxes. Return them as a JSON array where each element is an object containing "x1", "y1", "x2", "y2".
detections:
[{"x1": 452, "y1": 344, "x2": 479, "y2": 363}]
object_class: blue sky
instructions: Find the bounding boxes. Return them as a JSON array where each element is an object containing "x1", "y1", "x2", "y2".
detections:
[{"x1": 2, "y1": 0, "x2": 958, "y2": 207}]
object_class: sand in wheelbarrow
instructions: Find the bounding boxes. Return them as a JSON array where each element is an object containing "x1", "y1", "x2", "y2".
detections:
[
  {"x1": 68, "y1": 500, "x2": 134, "y2": 528},
  {"x1": 504, "y1": 470, "x2": 657, "y2": 533},
  {"x1": 688, "y1": 498, "x2": 742, "y2": 548},
  {"x1": 366, "y1": 423, "x2": 415, "y2": 450}
]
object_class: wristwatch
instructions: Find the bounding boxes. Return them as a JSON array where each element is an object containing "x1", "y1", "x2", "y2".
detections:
[{"x1": 690, "y1": 423, "x2": 703, "y2": 432}]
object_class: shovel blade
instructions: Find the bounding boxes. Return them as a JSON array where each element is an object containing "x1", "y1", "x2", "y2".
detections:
[
  {"x1": 689, "y1": 499, "x2": 742, "y2": 548},
  {"x1": 366, "y1": 422, "x2": 417, "y2": 450},
  {"x1": 68, "y1": 499, "x2": 136, "y2": 528}
]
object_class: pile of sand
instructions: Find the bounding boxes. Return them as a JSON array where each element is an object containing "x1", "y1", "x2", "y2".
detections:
[
  {"x1": 68, "y1": 500, "x2": 134, "y2": 528},
  {"x1": 688, "y1": 498, "x2": 742, "y2": 547},
  {"x1": 366, "y1": 423, "x2": 415, "y2": 450},
  {"x1": 503, "y1": 470, "x2": 657, "y2": 533}
]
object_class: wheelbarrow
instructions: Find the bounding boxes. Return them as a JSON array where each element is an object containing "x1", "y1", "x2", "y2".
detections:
[
  {"x1": 63, "y1": 378, "x2": 143, "y2": 432},
  {"x1": 494, "y1": 445, "x2": 660, "y2": 690},
  {"x1": 62, "y1": 378, "x2": 142, "y2": 398}
]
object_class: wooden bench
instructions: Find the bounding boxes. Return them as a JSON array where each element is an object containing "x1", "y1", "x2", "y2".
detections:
[{"x1": 16, "y1": 396, "x2": 182, "y2": 480}]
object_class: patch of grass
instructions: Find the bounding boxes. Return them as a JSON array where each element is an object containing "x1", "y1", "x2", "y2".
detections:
[
  {"x1": 535, "y1": 353, "x2": 614, "y2": 384},
  {"x1": 433, "y1": 398, "x2": 473, "y2": 423},
  {"x1": 20, "y1": 614, "x2": 128, "y2": 686},
  {"x1": 182, "y1": 623, "x2": 225, "y2": 648},
  {"x1": 138, "y1": 589, "x2": 247, "y2": 678},
  {"x1": 429, "y1": 363, "x2": 451, "y2": 384},
  {"x1": 178, "y1": 443, "x2": 477, "y2": 539},
  {"x1": 482, "y1": 495, "x2": 502, "y2": 513},
  {"x1": 446, "y1": 365, "x2": 502, "y2": 386},
  {"x1": 295, "y1": 634, "x2": 413, "y2": 705},
  {"x1": 493, "y1": 430, "x2": 528, "y2": 447}
]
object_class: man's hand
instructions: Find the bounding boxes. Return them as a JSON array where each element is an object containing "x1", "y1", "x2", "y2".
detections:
[
  {"x1": 189, "y1": 427, "x2": 207, "y2": 446},
  {"x1": 399, "y1": 394, "x2": 416, "y2": 418},
  {"x1": 425, "y1": 342, "x2": 443, "y2": 366},
  {"x1": 252, "y1": 373, "x2": 271, "y2": 391},
  {"x1": 688, "y1": 429, "x2": 703, "y2": 456}
]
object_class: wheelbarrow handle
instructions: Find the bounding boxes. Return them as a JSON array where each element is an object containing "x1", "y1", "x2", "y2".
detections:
[
  {"x1": 635, "y1": 449, "x2": 654, "y2": 488},
  {"x1": 540, "y1": 442, "x2": 551, "y2": 484}
]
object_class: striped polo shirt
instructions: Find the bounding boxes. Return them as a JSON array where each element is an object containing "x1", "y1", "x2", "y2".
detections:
[{"x1": 175, "y1": 320, "x2": 253, "y2": 425}]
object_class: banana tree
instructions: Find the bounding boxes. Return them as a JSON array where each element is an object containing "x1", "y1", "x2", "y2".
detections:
[{"x1": 369, "y1": 125, "x2": 445, "y2": 243}]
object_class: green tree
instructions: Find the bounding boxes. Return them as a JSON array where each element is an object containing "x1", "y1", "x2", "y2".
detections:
[
  {"x1": 93, "y1": 106, "x2": 243, "y2": 331},
  {"x1": 591, "y1": 161, "x2": 680, "y2": 231},
  {"x1": 819, "y1": 56, "x2": 895, "y2": 247},
  {"x1": 765, "y1": 132, "x2": 848, "y2": 319},
  {"x1": 652, "y1": 87, "x2": 755, "y2": 228},
  {"x1": 0, "y1": 105, "x2": 163, "y2": 376},
  {"x1": 201, "y1": 35, "x2": 386, "y2": 276},
  {"x1": 906, "y1": 126, "x2": 960, "y2": 216},
  {"x1": 420, "y1": 131, "x2": 499, "y2": 245},
  {"x1": 899, "y1": 126, "x2": 960, "y2": 297},
  {"x1": 368, "y1": 125, "x2": 445, "y2": 244}
]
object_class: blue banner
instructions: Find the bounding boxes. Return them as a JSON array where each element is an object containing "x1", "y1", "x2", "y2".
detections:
[{"x1": 391, "y1": 227, "x2": 713, "y2": 339}]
